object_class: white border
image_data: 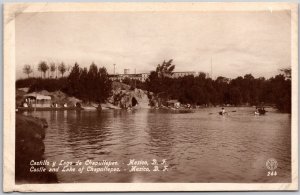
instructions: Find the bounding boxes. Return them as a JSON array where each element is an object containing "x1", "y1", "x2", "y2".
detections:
[{"x1": 3, "y1": 2, "x2": 298, "y2": 192}]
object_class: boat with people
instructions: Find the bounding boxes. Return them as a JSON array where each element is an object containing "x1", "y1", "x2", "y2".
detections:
[
  {"x1": 219, "y1": 112, "x2": 226, "y2": 116},
  {"x1": 219, "y1": 107, "x2": 227, "y2": 116},
  {"x1": 254, "y1": 107, "x2": 266, "y2": 115},
  {"x1": 154, "y1": 100, "x2": 195, "y2": 114}
]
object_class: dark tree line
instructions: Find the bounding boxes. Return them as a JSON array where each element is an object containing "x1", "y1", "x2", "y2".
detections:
[
  {"x1": 145, "y1": 60, "x2": 291, "y2": 113},
  {"x1": 121, "y1": 77, "x2": 147, "y2": 91},
  {"x1": 65, "y1": 62, "x2": 112, "y2": 103},
  {"x1": 16, "y1": 59, "x2": 292, "y2": 112},
  {"x1": 16, "y1": 63, "x2": 112, "y2": 103}
]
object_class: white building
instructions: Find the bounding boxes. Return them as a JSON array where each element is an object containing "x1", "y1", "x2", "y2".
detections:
[{"x1": 172, "y1": 71, "x2": 198, "y2": 78}]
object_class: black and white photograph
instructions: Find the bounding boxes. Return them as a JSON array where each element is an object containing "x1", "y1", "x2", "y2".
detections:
[{"x1": 3, "y1": 2, "x2": 298, "y2": 191}]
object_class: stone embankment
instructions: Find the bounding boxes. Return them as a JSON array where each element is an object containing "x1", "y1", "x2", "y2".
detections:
[{"x1": 108, "y1": 82, "x2": 151, "y2": 109}]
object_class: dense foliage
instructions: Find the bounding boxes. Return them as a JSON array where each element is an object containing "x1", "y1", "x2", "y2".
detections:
[
  {"x1": 144, "y1": 60, "x2": 291, "y2": 113},
  {"x1": 17, "y1": 77, "x2": 68, "y2": 92},
  {"x1": 65, "y1": 63, "x2": 112, "y2": 103},
  {"x1": 16, "y1": 63, "x2": 112, "y2": 103},
  {"x1": 17, "y1": 60, "x2": 291, "y2": 112}
]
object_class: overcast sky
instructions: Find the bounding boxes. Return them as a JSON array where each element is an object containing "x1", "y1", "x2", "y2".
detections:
[{"x1": 16, "y1": 11, "x2": 291, "y2": 79}]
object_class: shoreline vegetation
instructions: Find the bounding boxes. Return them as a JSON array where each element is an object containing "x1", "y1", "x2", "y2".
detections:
[{"x1": 17, "y1": 60, "x2": 291, "y2": 113}]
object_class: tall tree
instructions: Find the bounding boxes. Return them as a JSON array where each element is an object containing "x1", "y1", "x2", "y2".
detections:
[
  {"x1": 37, "y1": 61, "x2": 49, "y2": 78},
  {"x1": 146, "y1": 59, "x2": 176, "y2": 96},
  {"x1": 58, "y1": 62, "x2": 67, "y2": 77},
  {"x1": 50, "y1": 63, "x2": 56, "y2": 78},
  {"x1": 86, "y1": 63, "x2": 99, "y2": 102},
  {"x1": 67, "y1": 62, "x2": 81, "y2": 97},
  {"x1": 156, "y1": 59, "x2": 175, "y2": 78},
  {"x1": 280, "y1": 67, "x2": 291, "y2": 79},
  {"x1": 79, "y1": 67, "x2": 89, "y2": 101},
  {"x1": 97, "y1": 67, "x2": 112, "y2": 103},
  {"x1": 67, "y1": 65, "x2": 72, "y2": 75},
  {"x1": 23, "y1": 64, "x2": 33, "y2": 78}
]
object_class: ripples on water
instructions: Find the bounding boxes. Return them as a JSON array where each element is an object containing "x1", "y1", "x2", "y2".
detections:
[{"x1": 26, "y1": 107, "x2": 291, "y2": 183}]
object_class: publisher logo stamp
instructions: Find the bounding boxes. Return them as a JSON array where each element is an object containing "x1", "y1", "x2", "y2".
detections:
[{"x1": 266, "y1": 158, "x2": 278, "y2": 176}]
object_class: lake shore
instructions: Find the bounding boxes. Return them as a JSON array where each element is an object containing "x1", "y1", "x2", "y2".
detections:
[
  {"x1": 15, "y1": 114, "x2": 58, "y2": 184},
  {"x1": 32, "y1": 107, "x2": 290, "y2": 183}
]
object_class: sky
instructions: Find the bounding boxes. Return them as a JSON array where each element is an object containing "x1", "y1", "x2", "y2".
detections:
[{"x1": 15, "y1": 11, "x2": 291, "y2": 79}]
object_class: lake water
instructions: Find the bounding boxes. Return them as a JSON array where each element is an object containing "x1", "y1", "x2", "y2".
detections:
[{"x1": 26, "y1": 107, "x2": 291, "y2": 183}]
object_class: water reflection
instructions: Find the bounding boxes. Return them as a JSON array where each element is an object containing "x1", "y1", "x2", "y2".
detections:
[{"x1": 27, "y1": 107, "x2": 291, "y2": 183}]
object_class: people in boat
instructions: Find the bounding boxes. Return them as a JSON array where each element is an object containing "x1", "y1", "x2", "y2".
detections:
[
  {"x1": 255, "y1": 106, "x2": 266, "y2": 115},
  {"x1": 259, "y1": 107, "x2": 266, "y2": 114},
  {"x1": 254, "y1": 107, "x2": 260, "y2": 115},
  {"x1": 219, "y1": 107, "x2": 227, "y2": 115},
  {"x1": 222, "y1": 107, "x2": 226, "y2": 114}
]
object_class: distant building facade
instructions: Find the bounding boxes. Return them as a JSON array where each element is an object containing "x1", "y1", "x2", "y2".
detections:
[
  {"x1": 109, "y1": 70, "x2": 200, "y2": 82},
  {"x1": 172, "y1": 71, "x2": 198, "y2": 78},
  {"x1": 124, "y1": 69, "x2": 130, "y2": 74},
  {"x1": 109, "y1": 69, "x2": 150, "y2": 82}
]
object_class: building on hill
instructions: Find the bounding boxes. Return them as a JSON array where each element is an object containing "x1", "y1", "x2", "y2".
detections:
[
  {"x1": 108, "y1": 70, "x2": 200, "y2": 82},
  {"x1": 109, "y1": 69, "x2": 150, "y2": 82},
  {"x1": 109, "y1": 73, "x2": 149, "y2": 82},
  {"x1": 172, "y1": 71, "x2": 198, "y2": 78}
]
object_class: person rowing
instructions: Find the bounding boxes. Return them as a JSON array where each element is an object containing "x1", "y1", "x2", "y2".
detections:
[
  {"x1": 209, "y1": 107, "x2": 235, "y2": 115},
  {"x1": 254, "y1": 107, "x2": 260, "y2": 115},
  {"x1": 219, "y1": 107, "x2": 227, "y2": 115},
  {"x1": 254, "y1": 106, "x2": 266, "y2": 115}
]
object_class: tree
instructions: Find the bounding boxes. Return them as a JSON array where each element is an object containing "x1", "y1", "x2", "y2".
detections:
[
  {"x1": 146, "y1": 60, "x2": 176, "y2": 96},
  {"x1": 97, "y1": 67, "x2": 112, "y2": 103},
  {"x1": 79, "y1": 67, "x2": 89, "y2": 101},
  {"x1": 23, "y1": 64, "x2": 33, "y2": 78},
  {"x1": 146, "y1": 71, "x2": 161, "y2": 94},
  {"x1": 215, "y1": 76, "x2": 230, "y2": 84},
  {"x1": 58, "y1": 62, "x2": 67, "y2": 77},
  {"x1": 65, "y1": 63, "x2": 112, "y2": 103},
  {"x1": 280, "y1": 67, "x2": 291, "y2": 79},
  {"x1": 66, "y1": 62, "x2": 81, "y2": 96},
  {"x1": 67, "y1": 65, "x2": 72, "y2": 75},
  {"x1": 198, "y1": 72, "x2": 207, "y2": 80},
  {"x1": 50, "y1": 63, "x2": 56, "y2": 78},
  {"x1": 86, "y1": 63, "x2": 98, "y2": 102},
  {"x1": 156, "y1": 59, "x2": 175, "y2": 78},
  {"x1": 269, "y1": 74, "x2": 291, "y2": 113},
  {"x1": 38, "y1": 61, "x2": 49, "y2": 78}
]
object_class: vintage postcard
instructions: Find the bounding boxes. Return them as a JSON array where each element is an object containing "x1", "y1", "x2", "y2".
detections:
[{"x1": 3, "y1": 2, "x2": 298, "y2": 192}]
